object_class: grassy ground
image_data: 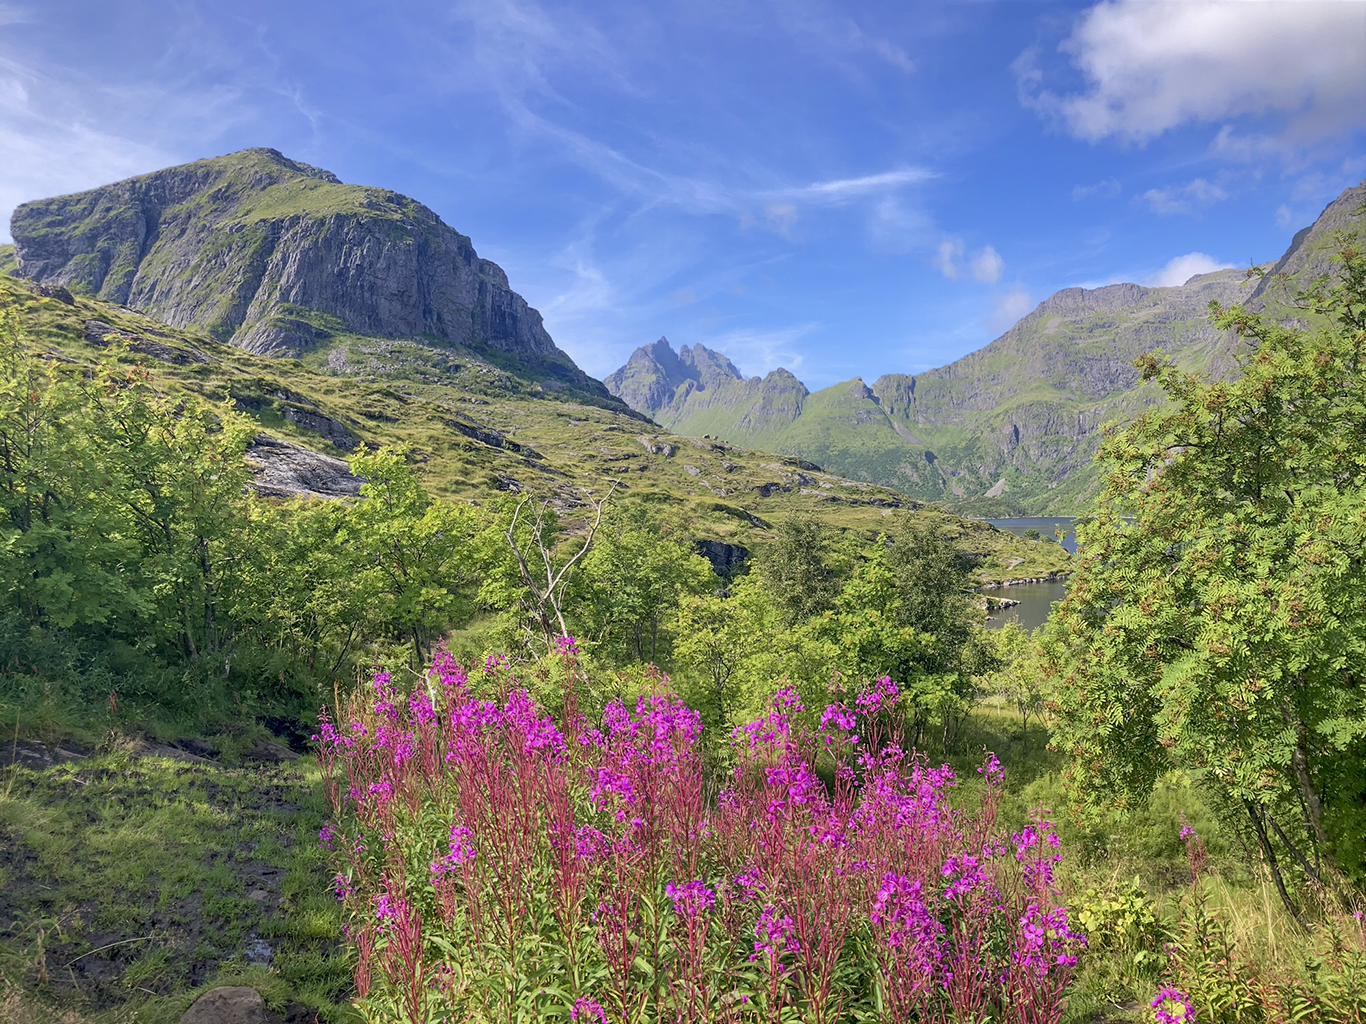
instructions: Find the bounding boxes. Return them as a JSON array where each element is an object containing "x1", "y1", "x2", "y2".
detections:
[{"x1": 0, "y1": 744, "x2": 351, "y2": 1023}]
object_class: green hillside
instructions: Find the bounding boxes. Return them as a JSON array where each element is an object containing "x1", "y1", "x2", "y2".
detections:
[{"x1": 0, "y1": 274, "x2": 1067, "y2": 585}]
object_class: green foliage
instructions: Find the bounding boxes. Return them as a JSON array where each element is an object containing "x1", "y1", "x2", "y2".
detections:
[
  {"x1": 1043, "y1": 239, "x2": 1366, "y2": 908},
  {"x1": 572, "y1": 502, "x2": 716, "y2": 664},
  {"x1": 754, "y1": 514, "x2": 844, "y2": 625},
  {"x1": 818, "y1": 515, "x2": 991, "y2": 751},
  {"x1": 982, "y1": 623, "x2": 1046, "y2": 742},
  {"x1": 0, "y1": 310, "x2": 255, "y2": 658}
]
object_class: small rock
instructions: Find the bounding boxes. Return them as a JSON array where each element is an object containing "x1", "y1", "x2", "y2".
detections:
[
  {"x1": 245, "y1": 738, "x2": 299, "y2": 764},
  {"x1": 179, "y1": 986, "x2": 273, "y2": 1024},
  {"x1": 35, "y1": 283, "x2": 76, "y2": 304}
]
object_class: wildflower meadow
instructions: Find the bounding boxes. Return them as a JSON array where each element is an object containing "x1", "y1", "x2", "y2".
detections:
[{"x1": 316, "y1": 644, "x2": 1088, "y2": 1023}]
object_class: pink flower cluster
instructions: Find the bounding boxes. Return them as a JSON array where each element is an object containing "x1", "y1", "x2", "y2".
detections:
[{"x1": 317, "y1": 652, "x2": 1087, "y2": 1023}]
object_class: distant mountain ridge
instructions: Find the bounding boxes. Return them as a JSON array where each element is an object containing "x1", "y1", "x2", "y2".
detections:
[
  {"x1": 608, "y1": 181, "x2": 1366, "y2": 513},
  {"x1": 9, "y1": 148, "x2": 621, "y2": 407}
]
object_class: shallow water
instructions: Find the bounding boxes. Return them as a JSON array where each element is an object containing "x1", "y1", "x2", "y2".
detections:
[
  {"x1": 980, "y1": 516, "x2": 1077, "y2": 631},
  {"x1": 981, "y1": 580, "x2": 1069, "y2": 632}
]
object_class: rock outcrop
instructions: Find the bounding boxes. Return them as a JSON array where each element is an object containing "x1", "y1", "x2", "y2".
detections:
[{"x1": 11, "y1": 148, "x2": 620, "y2": 405}]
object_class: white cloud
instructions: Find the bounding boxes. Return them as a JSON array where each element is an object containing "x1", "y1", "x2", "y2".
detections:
[
  {"x1": 1138, "y1": 177, "x2": 1228, "y2": 216},
  {"x1": 0, "y1": 57, "x2": 181, "y2": 242},
  {"x1": 990, "y1": 289, "x2": 1033, "y2": 332},
  {"x1": 936, "y1": 238, "x2": 1004, "y2": 283},
  {"x1": 786, "y1": 168, "x2": 934, "y2": 202},
  {"x1": 972, "y1": 245, "x2": 1003, "y2": 284},
  {"x1": 1072, "y1": 176, "x2": 1120, "y2": 201},
  {"x1": 936, "y1": 238, "x2": 963, "y2": 280},
  {"x1": 1145, "y1": 252, "x2": 1235, "y2": 288},
  {"x1": 1017, "y1": 0, "x2": 1366, "y2": 147}
]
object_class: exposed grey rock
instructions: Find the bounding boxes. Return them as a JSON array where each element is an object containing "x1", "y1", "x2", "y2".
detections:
[
  {"x1": 246, "y1": 435, "x2": 362, "y2": 499},
  {"x1": 694, "y1": 539, "x2": 750, "y2": 576},
  {"x1": 34, "y1": 282, "x2": 75, "y2": 304},
  {"x1": 0, "y1": 739, "x2": 91, "y2": 769},
  {"x1": 244, "y1": 738, "x2": 299, "y2": 763},
  {"x1": 178, "y1": 986, "x2": 275, "y2": 1024}
]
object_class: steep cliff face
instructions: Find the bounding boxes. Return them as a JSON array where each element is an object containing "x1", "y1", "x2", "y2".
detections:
[
  {"x1": 11, "y1": 149, "x2": 618, "y2": 404},
  {"x1": 605, "y1": 182, "x2": 1365, "y2": 512}
]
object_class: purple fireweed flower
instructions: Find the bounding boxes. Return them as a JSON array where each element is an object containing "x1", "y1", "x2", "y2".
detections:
[
  {"x1": 1014, "y1": 820, "x2": 1064, "y2": 891},
  {"x1": 573, "y1": 825, "x2": 611, "y2": 862},
  {"x1": 942, "y1": 853, "x2": 993, "y2": 900},
  {"x1": 1016, "y1": 903, "x2": 1087, "y2": 977},
  {"x1": 666, "y1": 880, "x2": 716, "y2": 919},
  {"x1": 978, "y1": 751, "x2": 1005, "y2": 787},
  {"x1": 732, "y1": 868, "x2": 764, "y2": 902},
  {"x1": 504, "y1": 688, "x2": 567, "y2": 757},
  {"x1": 871, "y1": 873, "x2": 944, "y2": 969},
  {"x1": 332, "y1": 872, "x2": 353, "y2": 902},
  {"x1": 1151, "y1": 986, "x2": 1195, "y2": 1024},
  {"x1": 571, "y1": 997, "x2": 606, "y2": 1022},
  {"x1": 554, "y1": 634, "x2": 580, "y2": 656},
  {"x1": 431, "y1": 825, "x2": 477, "y2": 876},
  {"x1": 820, "y1": 703, "x2": 856, "y2": 733},
  {"x1": 855, "y1": 675, "x2": 899, "y2": 714},
  {"x1": 319, "y1": 824, "x2": 337, "y2": 850},
  {"x1": 374, "y1": 892, "x2": 397, "y2": 928},
  {"x1": 752, "y1": 905, "x2": 800, "y2": 961},
  {"x1": 409, "y1": 688, "x2": 436, "y2": 726},
  {"x1": 483, "y1": 653, "x2": 508, "y2": 674}
]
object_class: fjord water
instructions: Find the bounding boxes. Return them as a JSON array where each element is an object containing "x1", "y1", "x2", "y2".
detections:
[{"x1": 981, "y1": 517, "x2": 1077, "y2": 631}]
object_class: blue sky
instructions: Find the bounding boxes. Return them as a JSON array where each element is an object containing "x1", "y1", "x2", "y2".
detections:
[{"x1": 2, "y1": 0, "x2": 1363, "y2": 387}]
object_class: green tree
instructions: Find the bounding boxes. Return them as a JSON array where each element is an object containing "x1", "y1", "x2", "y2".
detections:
[
  {"x1": 0, "y1": 312, "x2": 255, "y2": 658},
  {"x1": 0, "y1": 311, "x2": 146, "y2": 628},
  {"x1": 1042, "y1": 242, "x2": 1366, "y2": 916},
  {"x1": 755, "y1": 514, "x2": 842, "y2": 626},
  {"x1": 337, "y1": 448, "x2": 484, "y2": 664},
  {"x1": 574, "y1": 503, "x2": 715, "y2": 664},
  {"x1": 673, "y1": 575, "x2": 777, "y2": 731}
]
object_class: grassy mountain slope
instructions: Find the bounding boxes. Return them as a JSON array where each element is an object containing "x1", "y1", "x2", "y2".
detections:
[
  {"x1": 0, "y1": 244, "x2": 15, "y2": 276},
  {"x1": 0, "y1": 274, "x2": 1068, "y2": 585},
  {"x1": 610, "y1": 182, "x2": 1366, "y2": 514}
]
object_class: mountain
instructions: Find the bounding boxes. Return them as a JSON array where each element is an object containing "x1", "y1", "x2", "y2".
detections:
[
  {"x1": 9, "y1": 148, "x2": 620, "y2": 407},
  {"x1": 609, "y1": 181, "x2": 1366, "y2": 514}
]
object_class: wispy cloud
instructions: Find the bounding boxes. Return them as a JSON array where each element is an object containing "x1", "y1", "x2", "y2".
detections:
[
  {"x1": 1072, "y1": 176, "x2": 1120, "y2": 201},
  {"x1": 781, "y1": 168, "x2": 934, "y2": 202},
  {"x1": 1138, "y1": 177, "x2": 1228, "y2": 217},
  {"x1": 989, "y1": 289, "x2": 1032, "y2": 332},
  {"x1": 935, "y1": 237, "x2": 1004, "y2": 283},
  {"x1": 696, "y1": 322, "x2": 820, "y2": 377}
]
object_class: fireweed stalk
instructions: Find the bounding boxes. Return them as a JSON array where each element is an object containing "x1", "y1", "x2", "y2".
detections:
[{"x1": 317, "y1": 651, "x2": 1087, "y2": 1023}]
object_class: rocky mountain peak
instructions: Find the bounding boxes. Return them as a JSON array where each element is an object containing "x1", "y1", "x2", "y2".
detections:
[
  {"x1": 679, "y1": 343, "x2": 744, "y2": 389},
  {"x1": 10, "y1": 149, "x2": 618, "y2": 405}
]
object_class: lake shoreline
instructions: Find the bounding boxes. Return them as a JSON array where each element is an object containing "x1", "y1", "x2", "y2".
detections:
[{"x1": 980, "y1": 572, "x2": 1070, "y2": 590}]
